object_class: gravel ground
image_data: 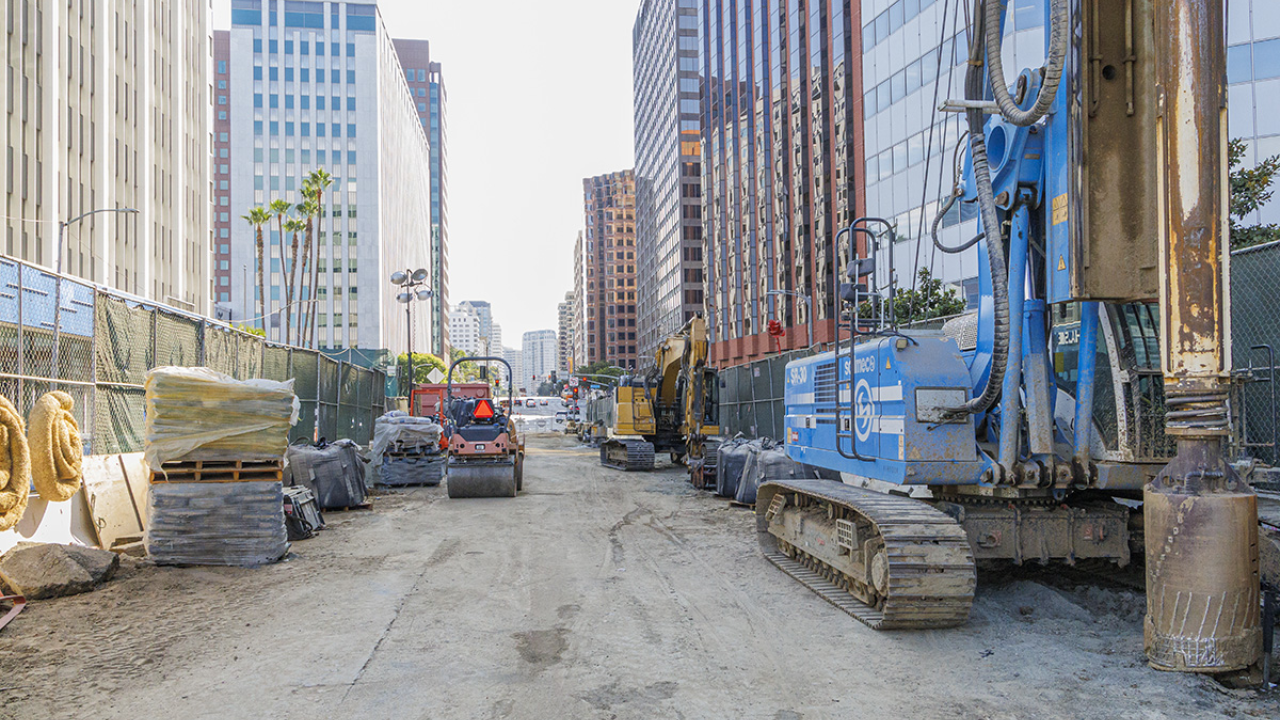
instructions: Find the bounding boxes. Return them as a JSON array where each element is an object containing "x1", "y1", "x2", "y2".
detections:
[{"x1": 0, "y1": 435, "x2": 1276, "y2": 720}]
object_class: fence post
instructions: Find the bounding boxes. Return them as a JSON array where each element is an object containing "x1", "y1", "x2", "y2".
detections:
[
  {"x1": 51, "y1": 276, "x2": 62, "y2": 387},
  {"x1": 198, "y1": 318, "x2": 207, "y2": 367},
  {"x1": 16, "y1": 264, "x2": 23, "y2": 409},
  {"x1": 89, "y1": 287, "x2": 98, "y2": 456}
]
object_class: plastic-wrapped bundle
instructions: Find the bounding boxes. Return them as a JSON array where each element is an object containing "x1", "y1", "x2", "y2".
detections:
[
  {"x1": 144, "y1": 367, "x2": 300, "y2": 471},
  {"x1": 370, "y1": 412, "x2": 443, "y2": 458},
  {"x1": 285, "y1": 439, "x2": 369, "y2": 509},
  {"x1": 380, "y1": 453, "x2": 446, "y2": 487},
  {"x1": 146, "y1": 480, "x2": 289, "y2": 566}
]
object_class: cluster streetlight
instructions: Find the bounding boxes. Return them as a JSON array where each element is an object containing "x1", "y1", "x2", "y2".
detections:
[{"x1": 390, "y1": 268, "x2": 431, "y2": 387}]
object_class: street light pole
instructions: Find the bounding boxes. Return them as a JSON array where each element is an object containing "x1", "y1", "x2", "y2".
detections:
[
  {"x1": 391, "y1": 268, "x2": 431, "y2": 395},
  {"x1": 56, "y1": 207, "x2": 139, "y2": 276}
]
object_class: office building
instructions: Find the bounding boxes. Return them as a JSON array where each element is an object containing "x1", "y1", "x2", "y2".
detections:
[
  {"x1": 3, "y1": 1, "x2": 211, "y2": 312},
  {"x1": 224, "y1": 0, "x2": 431, "y2": 352},
  {"x1": 448, "y1": 304, "x2": 482, "y2": 355},
  {"x1": 489, "y1": 323, "x2": 503, "y2": 356},
  {"x1": 582, "y1": 170, "x2": 639, "y2": 370},
  {"x1": 456, "y1": 300, "x2": 493, "y2": 349},
  {"x1": 698, "y1": 0, "x2": 864, "y2": 366},
  {"x1": 503, "y1": 345, "x2": 523, "y2": 393},
  {"x1": 633, "y1": 0, "x2": 705, "y2": 360},
  {"x1": 393, "y1": 39, "x2": 450, "y2": 356},
  {"x1": 215, "y1": 31, "x2": 237, "y2": 316},
  {"x1": 557, "y1": 291, "x2": 575, "y2": 373},
  {"x1": 1228, "y1": 0, "x2": 1280, "y2": 226},
  {"x1": 523, "y1": 329, "x2": 558, "y2": 392},
  {"x1": 573, "y1": 232, "x2": 587, "y2": 370}
]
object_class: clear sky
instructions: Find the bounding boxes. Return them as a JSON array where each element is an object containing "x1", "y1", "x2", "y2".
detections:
[{"x1": 213, "y1": 0, "x2": 641, "y2": 350}]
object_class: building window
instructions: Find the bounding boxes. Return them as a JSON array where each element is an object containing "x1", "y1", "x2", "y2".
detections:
[{"x1": 218, "y1": 61, "x2": 227, "y2": 74}]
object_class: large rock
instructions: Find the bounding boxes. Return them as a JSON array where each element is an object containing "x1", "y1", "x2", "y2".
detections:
[{"x1": 0, "y1": 542, "x2": 120, "y2": 600}]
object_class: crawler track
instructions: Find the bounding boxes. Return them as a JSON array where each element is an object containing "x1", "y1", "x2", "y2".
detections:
[
  {"x1": 600, "y1": 439, "x2": 655, "y2": 471},
  {"x1": 757, "y1": 479, "x2": 975, "y2": 630}
]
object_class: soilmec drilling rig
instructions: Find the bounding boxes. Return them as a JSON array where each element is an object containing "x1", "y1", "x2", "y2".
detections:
[
  {"x1": 760, "y1": 0, "x2": 1264, "y2": 672},
  {"x1": 443, "y1": 356, "x2": 525, "y2": 498},
  {"x1": 599, "y1": 316, "x2": 722, "y2": 475}
]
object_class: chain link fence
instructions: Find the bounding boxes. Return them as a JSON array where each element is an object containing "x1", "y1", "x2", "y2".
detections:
[
  {"x1": 717, "y1": 349, "x2": 816, "y2": 441},
  {"x1": 1232, "y1": 240, "x2": 1280, "y2": 466},
  {"x1": 0, "y1": 256, "x2": 387, "y2": 457}
]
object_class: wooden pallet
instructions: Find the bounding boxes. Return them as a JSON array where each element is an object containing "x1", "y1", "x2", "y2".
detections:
[{"x1": 150, "y1": 459, "x2": 284, "y2": 484}]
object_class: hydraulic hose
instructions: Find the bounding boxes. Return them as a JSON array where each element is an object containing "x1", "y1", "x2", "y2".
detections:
[
  {"x1": 948, "y1": 0, "x2": 1070, "y2": 415},
  {"x1": 931, "y1": 190, "x2": 986, "y2": 253},
  {"x1": 950, "y1": 0, "x2": 1011, "y2": 416},
  {"x1": 985, "y1": 0, "x2": 1070, "y2": 126}
]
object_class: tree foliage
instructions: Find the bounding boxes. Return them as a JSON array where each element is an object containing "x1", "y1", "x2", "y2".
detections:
[
  {"x1": 858, "y1": 267, "x2": 967, "y2": 325},
  {"x1": 575, "y1": 361, "x2": 626, "y2": 380},
  {"x1": 1229, "y1": 138, "x2": 1280, "y2": 250},
  {"x1": 396, "y1": 352, "x2": 446, "y2": 385}
]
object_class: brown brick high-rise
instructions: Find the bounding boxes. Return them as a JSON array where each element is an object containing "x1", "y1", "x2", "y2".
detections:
[{"x1": 582, "y1": 170, "x2": 639, "y2": 370}]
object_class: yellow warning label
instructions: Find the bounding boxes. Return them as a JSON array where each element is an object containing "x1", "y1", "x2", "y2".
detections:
[
  {"x1": 1052, "y1": 193, "x2": 1068, "y2": 226},
  {"x1": 885, "y1": 358, "x2": 891, "y2": 370},
  {"x1": 1058, "y1": 255, "x2": 1067, "y2": 271}
]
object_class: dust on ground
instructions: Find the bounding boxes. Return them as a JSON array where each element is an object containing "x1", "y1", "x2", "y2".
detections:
[{"x1": 1, "y1": 434, "x2": 1276, "y2": 720}]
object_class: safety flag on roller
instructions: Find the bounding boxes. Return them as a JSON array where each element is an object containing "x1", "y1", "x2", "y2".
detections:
[{"x1": 473, "y1": 399, "x2": 495, "y2": 420}]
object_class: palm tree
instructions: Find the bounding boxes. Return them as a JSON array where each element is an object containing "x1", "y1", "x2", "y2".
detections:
[
  {"x1": 283, "y1": 217, "x2": 307, "y2": 345},
  {"x1": 295, "y1": 187, "x2": 320, "y2": 348},
  {"x1": 242, "y1": 207, "x2": 272, "y2": 332},
  {"x1": 268, "y1": 198, "x2": 293, "y2": 343},
  {"x1": 305, "y1": 169, "x2": 334, "y2": 346}
]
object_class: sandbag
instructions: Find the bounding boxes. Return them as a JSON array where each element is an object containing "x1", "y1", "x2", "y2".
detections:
[
  {"x1": 0, "y1": 396, "x2": 31, "y2": 532},
  {"x1": 285, "y1": 440, "x2": 368, "y2": 509},
  {"x1": 29, "y1": 391, "x2": 83, "y2": 502},
  {"x1": 735, "y1": 442, "x2": 763, "y2": 505},
  {"x1": 716, "y1": 437, "x2": 750, "y2": 499},
  {"x1": 738, "y1": 443, "x2": 808, "y2": 506}
]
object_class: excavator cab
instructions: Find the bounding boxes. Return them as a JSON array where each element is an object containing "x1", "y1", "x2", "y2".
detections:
[{"x1": 444, "y1": 357, "x2": 525, "y2": 498}]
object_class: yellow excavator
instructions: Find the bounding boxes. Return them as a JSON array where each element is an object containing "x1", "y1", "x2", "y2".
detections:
[{"x1": 599, "y1": 315, "x2": 720, "y2": 476}]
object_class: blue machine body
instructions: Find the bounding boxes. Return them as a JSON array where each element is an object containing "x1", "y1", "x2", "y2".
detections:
[
  {"x1": 780, "y1": 6, "x2": 1157, "y2": 494},
  {"x1": 784, "y1": 335, "x2": 992, "y2": 486}
]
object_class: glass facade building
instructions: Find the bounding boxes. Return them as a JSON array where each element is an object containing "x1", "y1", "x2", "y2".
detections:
[
  {"x1": 1228, "y1": 0, "x2": 1280, "y2": 227},
  {"x1": 634, "y1": 0, "x2": 706, "y2": 361},
  {"x1": 582, "y1": 170, "x2": 639, "y2": 370},
  {"x1": 225, "y1": 0, "x2": 431, "y2": 353},
  {"x1": 698, "y1": 0, "x2": 864, "y2": 366},
  {"x1": 859, "y1": 0, "x2": 1048, "y2": 307}
]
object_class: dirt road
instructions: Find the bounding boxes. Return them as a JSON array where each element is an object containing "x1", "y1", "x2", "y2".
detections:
[{"x1": 1, "y1": 435, "x2": 1276, "y2": 719}]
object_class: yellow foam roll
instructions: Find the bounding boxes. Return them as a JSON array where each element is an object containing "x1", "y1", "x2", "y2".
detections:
[
  {"x1": 0, "y1": 395, "x2": 32, "y2": 531},
  {"x1": 29, "y1": 391, "x2": 83, "y2": 502}
]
